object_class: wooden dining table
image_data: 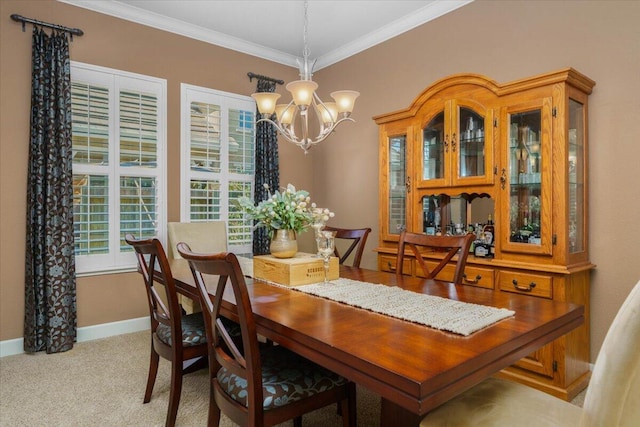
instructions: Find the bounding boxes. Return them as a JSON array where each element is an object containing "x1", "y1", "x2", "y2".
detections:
[{"x1": 169, "y1": 259, "x2": 584, "y2": 427}]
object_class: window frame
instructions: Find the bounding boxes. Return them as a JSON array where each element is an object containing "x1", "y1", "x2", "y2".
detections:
[
  {"x1": 71, "y1": 61, "x2": 167, "y2": 275},
  {"x1": 180, "y1": 83, "x2": 255, "y2": 255}
]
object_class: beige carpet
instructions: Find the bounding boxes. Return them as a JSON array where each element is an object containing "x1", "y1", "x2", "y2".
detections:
[{"x1": 0, "y1": 331, "x2": 586, "y2": 426}]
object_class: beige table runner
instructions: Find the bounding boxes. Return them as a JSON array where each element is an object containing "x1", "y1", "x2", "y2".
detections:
[{"x1": 295, "y1": 278, "x2": 515, "y2": 336}]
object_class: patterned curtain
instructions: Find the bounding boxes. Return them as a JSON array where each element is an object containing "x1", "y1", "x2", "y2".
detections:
[
  {"x1": 253, "y1": 79, "x2": 280, "y2": 255},
  {"x1": 24, "y1": 27, "x2": 77, "y2": 354}
]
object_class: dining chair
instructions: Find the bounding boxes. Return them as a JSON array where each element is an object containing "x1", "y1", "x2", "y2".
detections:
[
  {"x1": 167, "y1": 221, "x2": 227, "y2": 260},
  {"x1": 125, "y1": 234, "x2": 209, "y2": 427},
  {"x1": 323, "y1": 226, "x2": 371, "y2": 268},
  {"x1": 396, "y1": 230, "x2": 474, "y2": 285},
  {"x1": 167, "y1": 221, "x2": 228, "y2": 312},
  {"x1": 420, "y1": 279, "x2": 640, "y2": 426},
  {"x1": 176, "y1": 243, "x2": 357, "y2": 427}
]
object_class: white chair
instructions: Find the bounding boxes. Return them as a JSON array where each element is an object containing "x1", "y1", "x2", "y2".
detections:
[
  {"x1": 420, "y1": 280, "x2": 640, "y2": 427},
  {"x1": 167, "y1": 221, "x2": 227, "y2": 260},
  {"x1": 167, "y1": 221, "x2": 228, "y2": 313}
]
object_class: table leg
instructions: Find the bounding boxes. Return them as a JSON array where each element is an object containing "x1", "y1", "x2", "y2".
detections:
[{"x1": 380, "y1": 398, "x2": 422, "y2": 427}]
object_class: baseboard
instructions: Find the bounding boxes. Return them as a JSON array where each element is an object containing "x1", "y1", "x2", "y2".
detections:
[{"x1": 0, "y1": 317, "x2": 150, "y2": 358}]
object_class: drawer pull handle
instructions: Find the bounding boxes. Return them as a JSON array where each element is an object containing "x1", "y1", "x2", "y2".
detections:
[
  {"x1": 463, "y1": 273, "x2": 482, "y2": 284},
  {"x1": 387, "y1": 261, "x2": 396, "y2": 272},
  {"x1": 512, "y1": 279, "x2": 536, "y2": 292}
]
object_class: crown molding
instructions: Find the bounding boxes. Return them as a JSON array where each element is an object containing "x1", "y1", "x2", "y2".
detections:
[
  {"x1": 58, "y1": 0, "x2": 472, "y2": 70},
  {"x1": 57, "y1": 0, "x2": 300, "y2": 67},
  {"x1": 315, "y1": 0, "x2": 473, "y2": 70}
]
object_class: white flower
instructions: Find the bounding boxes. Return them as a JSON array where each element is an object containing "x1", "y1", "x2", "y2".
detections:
[{"x1": 234, "y1": 183, "x2": 333, "y2": 235}]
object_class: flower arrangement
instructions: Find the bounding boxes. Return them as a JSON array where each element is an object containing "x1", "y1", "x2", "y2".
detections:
[{"x1": 236, "y1": 183, "x2": 333, "y2": 236}]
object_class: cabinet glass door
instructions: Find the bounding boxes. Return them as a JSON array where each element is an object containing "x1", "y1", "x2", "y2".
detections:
[
  {"x1": 502, "y1": 99, "x2": 552, "y2": 255},
  {"x1": 458, "y1": 107, "x2": 486, "y2": 178},
  {"x1": 422, "y1": 111, "x2": 445, "y2": 182},
  {"x1": 568, "y1": 99, "x2": 585, "y2": 254},
  {"x1": 509, "y1": 110, "x2": 542, "y2": 245},
  {"x1": 389, "y1": 135, "x2": 407, "y2": 235},
  {"x1": 451, "y1": 101, "x2": 494, "y2": 186}
]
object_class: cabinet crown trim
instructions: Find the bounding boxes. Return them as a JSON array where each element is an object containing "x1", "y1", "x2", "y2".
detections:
[{"x1": 373, "y1": 68, "x2": 595, "y2": 124}]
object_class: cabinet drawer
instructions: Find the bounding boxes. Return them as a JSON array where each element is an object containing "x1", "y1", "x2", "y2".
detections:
[
  {"x1": 379, "y1": 255, "x2": 412, "y2": 275},
  {"x1": 498, "y1": 271, "x2": 552, "y2": 299},
  {"x1": 461, "y1": 266, "x2": 495, "y2": 289},
  {"x1": 418, "y1": 262, "x2": 494, "y2": 289}
]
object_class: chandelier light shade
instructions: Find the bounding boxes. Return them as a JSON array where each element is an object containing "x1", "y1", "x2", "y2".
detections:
[{"x1": 251, "y1": 1, "x2": 360, "y2": 153}]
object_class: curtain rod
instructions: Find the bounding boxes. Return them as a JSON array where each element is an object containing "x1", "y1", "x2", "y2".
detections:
[
  {"x1": 247, "y1": 72, "x2": 284, "y2": 85},
  {"x1": 10, "y1": 14, "x2": 84, "y2": 38}
]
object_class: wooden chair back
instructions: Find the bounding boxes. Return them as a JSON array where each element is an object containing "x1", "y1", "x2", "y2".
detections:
[
  {"x1": 177, "y1": 243, "x2": 356, "y2": 427},
  {"x1": 396, "y1": 231, "x2": 474, "y2": 285},
  {"x1": 126, "y1": 234, "x2": 182, "y2": 349},
  {"x1": 126, "y1": 234, "x2": 209, "y2": 427},
  {"x1": 176, "y1": 244, "x2": 265, "y2": 424},
  {"x1": 323, "y1": 226, "x2": 371, "y2": 267}
]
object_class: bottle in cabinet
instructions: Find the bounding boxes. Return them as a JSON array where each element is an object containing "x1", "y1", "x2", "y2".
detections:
[{"x1": 483, "y1": 214, "x2": 495, "y2": 245}]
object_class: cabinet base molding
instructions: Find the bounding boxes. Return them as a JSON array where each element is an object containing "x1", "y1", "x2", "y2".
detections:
[{"x1": 496, "y1": 365, "x2": 591, "y2": 402}]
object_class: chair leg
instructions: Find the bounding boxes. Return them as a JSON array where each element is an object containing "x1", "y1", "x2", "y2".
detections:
[
  {"x1": 207, "y1": 382, "x2": 221, "y2": 427},
  {"x1": 165, "y1": 358, "x2": 183, "y2": 427},
  {"x1": 293, "y1": 416, "x2": 302, "y2": 427},
  {"x1": 144, "y1": 345, "x2": 160, "y2": 404}
]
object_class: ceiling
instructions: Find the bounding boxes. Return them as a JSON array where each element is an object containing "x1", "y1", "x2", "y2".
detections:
[{"x1": 58, "y1": 0, "x2": 472, "y2": 70}]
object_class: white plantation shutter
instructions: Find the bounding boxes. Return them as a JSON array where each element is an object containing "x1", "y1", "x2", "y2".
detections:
[
  {"x1": 71, "y1": 62, "x2": 166, "y2": 274},
  {"x1": 181, "y1": 84, "x2": 255, "y2": 255},
  {"x1": 119, "y1": 90, "x2": 158, "y2": 167},
  {"x1": 189, "y1": 179, "x2": 221, "y2": 220}
]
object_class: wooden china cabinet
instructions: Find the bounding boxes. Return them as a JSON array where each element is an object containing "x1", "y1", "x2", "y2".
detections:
[{"x1": 374, "y1": 69, "x2": 595, "y2": 401}]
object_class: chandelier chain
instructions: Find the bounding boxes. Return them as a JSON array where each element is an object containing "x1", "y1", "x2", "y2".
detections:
[{"x1": 302, "y1": 0, "x2": 310, "y2": 62}]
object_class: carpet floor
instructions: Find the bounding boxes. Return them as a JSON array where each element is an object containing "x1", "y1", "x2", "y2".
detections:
[{"x1": 0, "y1": 331, "x2": 585, "y2": 426}]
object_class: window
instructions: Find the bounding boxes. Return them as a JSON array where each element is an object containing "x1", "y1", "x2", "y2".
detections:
[
  {"x1": 180, "y1": 84, "x2": 255, "y2": 255},
  {"x1": 71, "y1": 62, "x2": 166, "y2": 274}
]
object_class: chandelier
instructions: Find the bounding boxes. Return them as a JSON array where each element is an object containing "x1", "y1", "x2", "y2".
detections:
[{"x1": 251, "y1": 0, "x2": 360, "y2": 153}]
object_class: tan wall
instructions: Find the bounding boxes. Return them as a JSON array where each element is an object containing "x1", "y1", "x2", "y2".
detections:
[
  {"x1": 2, "y1": 0, "x2": 640, "y2": 363},
  {"x1": 312, "y1": 0, "x2": 640, "y2": 361},
  {"x1": 0, "y1": 0, "x2": 303, "y2": 341}
]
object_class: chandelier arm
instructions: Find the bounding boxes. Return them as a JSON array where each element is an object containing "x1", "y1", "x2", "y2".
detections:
[
  {"x1": 286, "y1": 101, "x2": 300, "y2": 139},
  {"x1": 311, "y1": 93, "x2": 329, "y2": 136},
  {"x1": 301, "y1": 109, "x2": 310, "y2": 147},
  {"x1": 256, "y1": 117, "x2": 290, "y2": 139},
  {"x1": 305, "y1": 116, "x2": 356, "y2": 147},
  {"x1": 257, "y1": 115, "x2": 354, "y2": 154}
]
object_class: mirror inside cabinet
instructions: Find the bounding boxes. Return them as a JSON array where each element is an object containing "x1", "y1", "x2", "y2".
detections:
[{"x1": 421, "y1": 194, "x2": 495, "y2": 257}]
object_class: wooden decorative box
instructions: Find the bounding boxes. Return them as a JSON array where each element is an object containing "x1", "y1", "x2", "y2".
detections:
[{"x1": 253, "y1": 252, "x2": 339, "y2": 286}]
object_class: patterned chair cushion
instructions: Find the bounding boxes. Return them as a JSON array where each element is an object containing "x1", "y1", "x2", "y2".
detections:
[
  {"x1": 156, "y1": 312, "x2": 206, "y2": 347},
  {"x1": 217, "y1": 345, "x2": 348, "y2": 409},
  {"x1": 156, "y1": 313, "x2": 241, "y2": 347}
]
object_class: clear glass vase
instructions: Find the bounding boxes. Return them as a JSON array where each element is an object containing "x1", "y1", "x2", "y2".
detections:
[{"x1": 270, "y1": 229, "x2": 298, "y2": 258}]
